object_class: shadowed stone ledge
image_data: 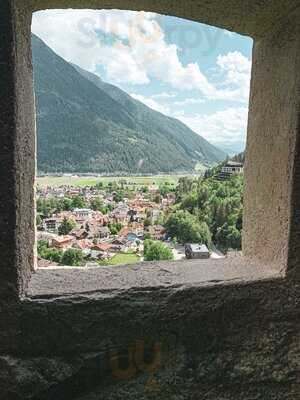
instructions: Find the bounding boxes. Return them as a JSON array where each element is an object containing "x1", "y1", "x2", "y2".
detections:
[{"x1": 26, "y1": 257, "x2": 282, "y2": 299}]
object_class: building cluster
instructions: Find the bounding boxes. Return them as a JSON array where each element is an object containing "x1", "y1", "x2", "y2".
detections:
[{"x1": 37, "y1": 184, "x2": 175, "y2": 267}]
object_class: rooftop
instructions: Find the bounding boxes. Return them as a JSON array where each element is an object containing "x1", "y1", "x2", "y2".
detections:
[
  {"x1": 225, "y1": 161, "x2": 244, "y2": 167},
  {"x1": 187, "y1": 244, "x2": 210, "y2": 253}
]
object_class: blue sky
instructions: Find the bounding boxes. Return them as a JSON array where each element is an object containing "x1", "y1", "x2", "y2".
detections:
[{"x1": 32, "y1": 10, "x2": 253, "y2": 154}]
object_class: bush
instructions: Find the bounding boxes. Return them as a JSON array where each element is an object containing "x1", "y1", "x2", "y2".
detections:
[
  {"x1": 61, "y1": 248, "x2": 84, "y2": 266},
  {"x1": 37, "y1": 240, "x2": 63, "y2": 263},
  {"x1": 144, "y1": 240, "x2": 174, "y2": 261}
]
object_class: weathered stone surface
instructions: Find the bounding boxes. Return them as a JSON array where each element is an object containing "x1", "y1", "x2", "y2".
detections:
[
  {"x1": 0, "y1": 355, "x2": 85, "y2": 399},
  {"x1": 26, "y1": 257, "x2": 280, "y2": 298},
  {"x1": 0, "y1": 0, "x2": 20, "y2": 303},
  {"x1": 0, "y1": 276, "x2": 299, "y2": 399},
  {"x1": 26, "y1": 0, "x2": 300, "y2": 39},
  {"x1": 243, "y1": 7, "x2": 300, "y2": 274},
  {"x1": 0, "y1": 1, "x2": 36, "y2": 302}
]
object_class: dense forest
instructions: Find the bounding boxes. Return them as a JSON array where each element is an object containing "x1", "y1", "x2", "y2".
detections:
[{"x1": 164, "y1": 165, "x2": 243, "y2": 251}]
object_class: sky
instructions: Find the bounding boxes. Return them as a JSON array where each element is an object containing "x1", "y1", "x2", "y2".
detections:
[{"x1": 32, "y1": 10, "x2": 253, "y2": 154}]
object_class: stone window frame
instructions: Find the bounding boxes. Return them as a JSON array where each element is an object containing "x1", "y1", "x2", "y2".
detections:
[{"x1": 1, "y1": 0, "x2": 300, "y2": 302}]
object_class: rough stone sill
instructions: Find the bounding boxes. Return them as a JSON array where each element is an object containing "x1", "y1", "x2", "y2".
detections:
[{"x1": 26, "y1": 256, "x2": 283, "y2": 299}]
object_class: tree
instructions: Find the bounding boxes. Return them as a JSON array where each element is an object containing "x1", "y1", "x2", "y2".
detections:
[
  {"x1": 106, "y1": 203, "x2": 114, "y2": 212},
  {"x1": 90, "y1": 197, "x2": 104, "y2": 211},
  {"x1": 175, "y1": 177, "x2": 194, "y2": 202},
  {"x1": 154, "y1": 194, "x2": 161, "y2": 204},
  {"x1": 58, "y1": 217, "x2": 76, "y2": 235},
  {"x1": 144, "y1": 240, "x2": 174, "y2": 261},
  {"x1": 71, "y1": 195, "x2": 86, "y2": 209},
  {"x1": 61, "y1": 198, "x2": 73, "y2": 211},
  {"x1": 159, "y1": 182, "x2": 172, "y2": 197},
  {"x1": 61, "y1": 248, "x2": 84, "y2": 266},
  {"x1": 95, "y1": 182, "x2": 103, "y2": 189},
  {"x1": 37, "y1": 198, "x2": 57, "y2": 217},
  {"x1": 169, "y1": 167, "x2": 244, "y2": 251},
  {"x1": 181, "y1": 191, "x2": 198, "y2": 213},
  {"x1": 108, "y1": 223, "x2": 122, "y2": 235},
  {"x1": 215, "y1": 222, "x2": 242, "y2": 251},
  {"x1": 165, "y1": 210, "x2": 212, "y2": 247},
  {"x1": 36, "y1": 214, "x2": 42, "y2": 229},
  {"x1": 143, "y1": 218, "x2": 151, "y2": 228},
  {"x1": 113, "y1": 191, "x2": 124, "y2": 203}
]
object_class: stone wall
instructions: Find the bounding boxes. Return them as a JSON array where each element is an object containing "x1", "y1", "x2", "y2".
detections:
[
  {"x1": 0, "y1": 276, "x2": 299, "y2": 399},
  {"x1": 0, "y1": 0, "x2": 36, "y2": 303},
  {"x1": 243, "y1": 8, "x2": 300, "y2": 272}
]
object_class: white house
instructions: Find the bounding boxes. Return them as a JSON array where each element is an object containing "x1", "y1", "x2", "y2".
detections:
[
  {"x1": 74, "y1": 208, "x2": 93, "y2": 220},
  {"x1": 221, "y1": 161, "x2": 243, "y2": 174},
  {"x1": 43, "y1": 218, "x2": 59, "y2": 232}
]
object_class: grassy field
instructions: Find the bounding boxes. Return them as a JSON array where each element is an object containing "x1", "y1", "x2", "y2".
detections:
[
  {"x1": 98, "y1": 252, "x2": 141, "y2": 266},
  {"x1": 37, "y1": 174, "x2": 196, "y2": 188}
]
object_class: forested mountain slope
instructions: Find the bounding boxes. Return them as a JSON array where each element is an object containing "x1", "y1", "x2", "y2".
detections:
[{"x1": 32, "y1": 34, "x2": 226, "y2": 174}]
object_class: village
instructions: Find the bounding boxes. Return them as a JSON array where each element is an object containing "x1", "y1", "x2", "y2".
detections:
[
  {"x1": 36, "y1": 179, "x2": 188, "y2": 267},
  {"x1": 37, "y1": 161, "x2": 243, "y2": 268}
]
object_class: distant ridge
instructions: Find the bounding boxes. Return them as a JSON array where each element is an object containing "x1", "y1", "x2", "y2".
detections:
[{"x1": 32, "y1": 34, "x2": 226, "y2": 174}]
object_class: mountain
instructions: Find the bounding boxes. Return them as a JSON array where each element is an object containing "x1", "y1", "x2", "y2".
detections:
[
  {"x1": 32, "y1": 34, "x2": 226, "y2": 174},
  {"x1": 221, "y1": 143, "x2": 246, "y2": 157}
]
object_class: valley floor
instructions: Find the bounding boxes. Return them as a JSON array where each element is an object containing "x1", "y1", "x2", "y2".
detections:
[{"x1": 37, "y1": 174, "x2": 196, "y2": 188}]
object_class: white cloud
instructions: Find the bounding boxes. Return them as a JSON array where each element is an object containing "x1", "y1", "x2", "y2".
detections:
[
  {"x1": 151, "y1": 92, "x2": 177, "y2": 99},
  {"x1": 214, "y1": 51, "x2": 252, "y2": 101},
  {"x1": 175, "y1": 107, "x2": 248, "y2": 148},
  {"x1": 32, "y1": 10, "x2": 251, "y2": 102},
  {"x1": 130, "y1": 93, "x2": 171, "y2": 115},
  {"x1": 32, "y1": 10, "x2": 153, "y2": 84},
  {"x1": 129, "y1": 93, "x2": 248, "y2": 151},
  {"x1": 174, "y1": 97, "x2": 206, "y2": 107}
]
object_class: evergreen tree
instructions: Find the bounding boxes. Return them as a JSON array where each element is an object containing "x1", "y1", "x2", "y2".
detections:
[{"x1": 58, "y1": 217, "x2": 76, "y2": 235}]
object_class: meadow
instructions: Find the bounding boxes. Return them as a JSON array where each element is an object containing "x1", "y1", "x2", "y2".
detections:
[
  {"x1": 37, "y1": 174, "x2": 195, "y2": 188},
  {"x1": 98, "y1": 252, "x2": 141, "y2": 266}
]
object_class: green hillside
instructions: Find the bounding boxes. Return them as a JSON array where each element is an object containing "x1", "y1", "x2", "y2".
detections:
[{"x1": 32, "y1": 34, "x2": 226, "y2": 174}]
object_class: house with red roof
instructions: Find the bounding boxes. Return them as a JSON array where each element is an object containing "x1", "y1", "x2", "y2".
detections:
[
  {"x1": 90, "y1": 243, "x2": 113, "y2": 259},
  {"x1": 51, "y1": 235, "x2": 74, "y2": 250}
]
